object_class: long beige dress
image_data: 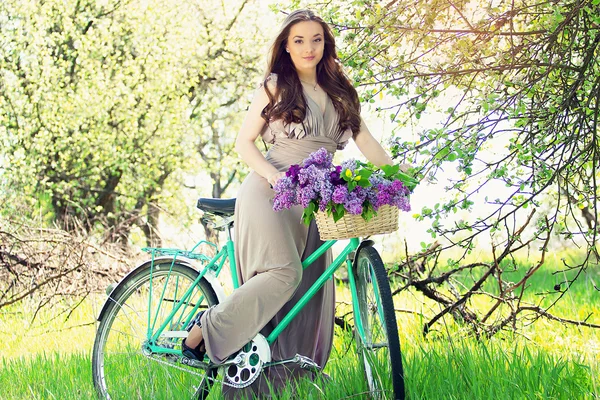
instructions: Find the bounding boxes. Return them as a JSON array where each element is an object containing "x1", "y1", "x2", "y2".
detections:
[{"x1": 200, "y1": 73, "x2": 353, "y2": 398}]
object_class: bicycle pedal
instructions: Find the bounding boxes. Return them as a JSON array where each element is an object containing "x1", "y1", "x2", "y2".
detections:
[
  {"x1": 265, "y1": 354, "x2": 321, "y2": 372},
  {"x1": 294, "y1": 354, "x2": 321, "y2": 371}
]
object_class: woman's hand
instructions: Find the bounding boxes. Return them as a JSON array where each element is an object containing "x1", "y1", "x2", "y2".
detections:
[
  {"x1": 399, "y1": 163, "x2": 412, "y2": 173},
  {"x1": 268, "y1": 171, "x2": 286, "y2": 188}
]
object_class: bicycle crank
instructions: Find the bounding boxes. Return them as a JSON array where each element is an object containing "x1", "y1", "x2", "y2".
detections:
[{"x1": 223, "y1": 333, "x2": 271, "y2": 388}]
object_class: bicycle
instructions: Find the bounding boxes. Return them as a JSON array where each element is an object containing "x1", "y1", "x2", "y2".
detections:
[{"x1": 92, "y1": 197, "x2": 405, "y2": 399}]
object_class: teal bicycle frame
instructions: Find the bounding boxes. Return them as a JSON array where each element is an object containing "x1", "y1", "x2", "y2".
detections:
[{"x1": 141, "y1": 233, "x2": 368, "y2": 356}]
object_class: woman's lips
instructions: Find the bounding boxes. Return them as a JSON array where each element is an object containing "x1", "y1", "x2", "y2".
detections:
[{"x1": 304, "y1": 56, "x2": 315, "y2": 60}]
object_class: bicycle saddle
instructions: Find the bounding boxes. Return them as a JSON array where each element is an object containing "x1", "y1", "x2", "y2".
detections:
[{"x1": 197, "y1": 198, "x2": 236, "y2": 217}]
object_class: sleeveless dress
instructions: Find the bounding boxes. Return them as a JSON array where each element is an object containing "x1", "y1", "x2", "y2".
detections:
[{"x1": 200, "y1": 73, "x2": 353, "y2": 398}]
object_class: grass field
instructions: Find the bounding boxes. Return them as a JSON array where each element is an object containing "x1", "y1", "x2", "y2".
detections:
[{"x1": 0, "y1": 257, "x2": 598, "y2": 399}]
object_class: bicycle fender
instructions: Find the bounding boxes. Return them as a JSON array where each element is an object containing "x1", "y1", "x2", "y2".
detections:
[
  {"x1": 97, "y1": 256, "x2": 225, "y2": 321},
  {"x1": 201, "y1": 268, "x2": 226, "y2": 303},
  {"x1": 352, "y1": 239, "x2": 375, "y2": 267}
]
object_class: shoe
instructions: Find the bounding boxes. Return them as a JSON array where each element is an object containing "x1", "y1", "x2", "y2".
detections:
[
  {"x1": 182, "y1": 337, "x2": 206, "y2": 361},
  {"x1": 181, "y1": 311, "x2": 206, "y2": 361}
]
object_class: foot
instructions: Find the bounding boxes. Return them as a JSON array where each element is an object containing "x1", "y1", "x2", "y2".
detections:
[
  {"x1": 182, "y1": 337, "x2": 206, "y2": 361},
  {"x1": 181, "y1": 311, "x2": 206, "y2": 361}
]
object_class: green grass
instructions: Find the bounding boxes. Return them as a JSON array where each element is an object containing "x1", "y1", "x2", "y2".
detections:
[
  {"x1": 0, "y1": 334, "x2": 597, "y2": 399},
  {"x1": 1, "y1": 256, "x2": 598, "y2": 399},
  {"x1": 1, "y1": 353, "x2": 95, "y2": 399},
  {"x1": 408, "y1": 340, "x2": 596, "y2": 399}
]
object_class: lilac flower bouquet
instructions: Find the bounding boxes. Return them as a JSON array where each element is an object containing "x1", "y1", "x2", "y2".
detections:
[{"x1": 273, "y1": 148, "x2": 418, "y2": 226}]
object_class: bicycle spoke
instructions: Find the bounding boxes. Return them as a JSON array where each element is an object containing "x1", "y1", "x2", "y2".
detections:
[
  {"x1": 93, "y1": 263, "x2": 219, "y2": 400},
  {"x1": 353, "y1": 246, "x2": 405, "y2": 400}
]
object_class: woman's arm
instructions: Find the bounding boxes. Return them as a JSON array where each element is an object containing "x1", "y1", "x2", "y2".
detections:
[
  {"x1": 353, "y1": 117, "x2": 394, "y2": 166},
  {"x1": 353, "y1": 117, "x2": 410, "y2": 172},
  {"x1": 234, "y1": 81, "x2": 285, "y2": 186}
]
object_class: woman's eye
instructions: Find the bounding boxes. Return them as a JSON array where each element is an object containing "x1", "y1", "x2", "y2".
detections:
[
  {"x1": 295, "y1": 40, "x2": 302, "y2": 44},
  {"x1": 315, "y1": 38, "x2": 322, "y2": 42}
]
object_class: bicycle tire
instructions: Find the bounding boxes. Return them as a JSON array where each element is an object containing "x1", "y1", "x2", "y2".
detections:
[
  {"x1": 92, "y1": 261, "x2": 219, "y2": 400},
  {"x1": 353, "y1": 246, "x2": 405, "y2": 400}
]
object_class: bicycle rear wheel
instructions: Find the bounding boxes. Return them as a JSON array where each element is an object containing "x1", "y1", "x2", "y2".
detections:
[
  {"x1": 92, "y1": 261, "x2": 219, "y2": 400},
  {"x1": 353, "y1": 246, "x2": 405, "y2": 400}
]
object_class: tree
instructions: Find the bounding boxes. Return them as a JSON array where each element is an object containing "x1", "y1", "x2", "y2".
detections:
[
  {"x1": 0, "y1": 0, "x2": 268, "y2": 245},
  {"x1": 181, "y1": 0, "x2": 269, "y2": 242},
  {"x1": 298, "y1": 0, "x2": 600, "y2": 335}
]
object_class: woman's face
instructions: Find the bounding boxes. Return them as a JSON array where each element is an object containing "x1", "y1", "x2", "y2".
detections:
[{"x1": 285, "y1": 21, "x2": 325, "y2": 73}]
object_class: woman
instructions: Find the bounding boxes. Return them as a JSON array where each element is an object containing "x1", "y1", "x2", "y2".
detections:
[{"x1": 184, "y1": 9, "x2": 398, "y2": 398}]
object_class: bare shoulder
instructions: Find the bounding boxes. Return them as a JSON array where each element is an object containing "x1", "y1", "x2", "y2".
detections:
[
  {"x1": 245, "y1": 73, "x2": 280, "y2": 119},
  {"x1": 258, "y1": 72, "x2": 278, "y2": 92},
  {"x1": 250, "y1": 73, "x2": 278, "y2": 111}
]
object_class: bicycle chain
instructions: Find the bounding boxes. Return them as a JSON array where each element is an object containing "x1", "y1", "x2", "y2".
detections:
[
  {"x1": 146, "y1": 351, "x2": 263, "y2": 390},
  {"x1": 146, "y1": 353, "x2": 229, "y2": 390},
  {"x1": 147, "y1": 353, "x2": 205, "y2": 377},
  {"x1": 144, "y1": 350, "x2": 320, "y2": 391}
]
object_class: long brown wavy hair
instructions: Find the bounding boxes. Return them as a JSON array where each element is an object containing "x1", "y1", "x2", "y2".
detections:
[{"x1": 261, "y1": 9, "x2": 361, "y2": 134}]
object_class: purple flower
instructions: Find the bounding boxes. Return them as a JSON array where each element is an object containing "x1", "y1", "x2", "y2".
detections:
[
  {"x1": 330, "y1": 165, "x2": 344, "y2": 186},
  {"x1": 344, "y1": 187, "x2": 367, "y2": 215},
  {"x1": 303, "y1": 147, "x2": 333, "y2": 168},
  {"x1": 297, "y1": 185, "x2": 317, "y2": 208},
  {"x1": 319, "y1": 179, "x2": 334, "y2": 211},
  {"x1": 369, "y1": 175, "x2": 385, "y2": 186},
  {"x1": 271, "y1": 148, "x2": 412, "y2": 222},
  {"x1": 286, "y1": 164, "x2": 301, "y2": 183},
  {"x1": 332, "y1": 185, "x2": 348, "y2": 204},
  {"x1": 376, "y1": 183, "x2": 393, "y2": 207},
  {"x1": 395, "y1": 195, "x2": 411, "y2": 212},
  {"x1": 298, "y1": 164, "x2": 322, "y2": 188},
  {"x1": 367, "y1": 191, "x2": 379, "y2": 211},
  {"x1": 391, "y1": 179, "x2": 409, "y2": 196},
  {"x1": 273, "y1": 176, "x2": 297, "y2": 211},
  {"x1": 341, "y1": 159, "x2": 358, "y2": 173},
  {"x1": 345, "y1": 199, "x2": 363, "y2": 215}
]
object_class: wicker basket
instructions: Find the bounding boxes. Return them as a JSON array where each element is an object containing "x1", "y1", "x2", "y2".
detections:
[{"x1": 314, "y1": 204, "x2": 399, "y2": 240}]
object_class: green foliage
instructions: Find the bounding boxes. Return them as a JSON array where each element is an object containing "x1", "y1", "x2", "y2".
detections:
[
  {"x1": 305, "y1": 0, "x2": 600, "y2": 262},
  {"x1": 0, "y1": 0, "x2": 266, "y2": 243},
  {"x1": 301, "y1": 200, "x2": 316, "y2": 225},
  {"x1": 2, "y1": 0, "x2": 187, "y2": 226}
]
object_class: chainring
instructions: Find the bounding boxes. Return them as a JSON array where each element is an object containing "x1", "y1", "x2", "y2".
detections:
[{"x1": 223, "y1": 333, "x2": 271, "y2": 388}]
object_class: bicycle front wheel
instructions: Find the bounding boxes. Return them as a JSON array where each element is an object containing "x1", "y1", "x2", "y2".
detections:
[
  {"x1": 353, "y1": 246, "x2": 405, "y2": 400},
  {"x1": 92, "y1": 261, "x2": 219, "y2": 400}
]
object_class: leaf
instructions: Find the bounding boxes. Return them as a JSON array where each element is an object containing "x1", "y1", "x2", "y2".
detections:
[
  {"x1": 381, "y1": 164, "x2": 399, "y2": 177},
  {"x1": 302, "y1": 202, "x2": 316, "y2": 225},
  {"x1": 380, "y1": 164, "x2": 393, "y2": 175},
  {"x1": 357, "y1": 179, "x2": 371, "y2": 188},
  {"x1": 362, "y1": 207, "x2": 375, "y2": 222},
  {"x1": 395, "y1": 171, "x2": 419, "y2": 191},
  {"x1": 435, "y1": 147, "x2": 450, "y2": 160},
  {"x1": 357, "y1": 169, "x2": 372, "y2": 179},
  {"x1": 332, "y1": 206, "x2": 345, "y2": 222}
]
